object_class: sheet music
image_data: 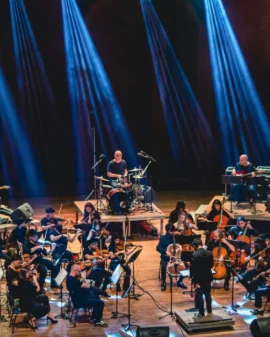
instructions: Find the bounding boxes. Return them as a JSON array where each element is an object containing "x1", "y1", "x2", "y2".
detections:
[
  {"x1": 55, "y1": 268, "x2": 68, "y2": 286},
  {"x1": 110, "y1": 264, "x2": 124, "y2": 284}
]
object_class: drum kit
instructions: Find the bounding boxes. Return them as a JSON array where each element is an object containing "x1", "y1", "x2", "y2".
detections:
[{"x1": 94, "y1": 168, "x2": 150, "y2": 214}]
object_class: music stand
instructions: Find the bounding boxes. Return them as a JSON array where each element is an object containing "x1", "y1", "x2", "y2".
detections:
[
  {"x1": 121, "y1": 276, "x2": 140, "y2": 332},
  {"x1": 198, "y1": 221, "x2": 217, "y2": 243},
  {"x1": 111, "y1": 264, "x2": 127, "y2": 319},
  {"x1": 54, "y1": 269, "x2": 69, "y2": 319},
  {"x1": 126, "y1": 248, "x2": 143, "y2": 300},
  {"x1": 223, "y1": 239, "x2": 250, "y2": 313}
]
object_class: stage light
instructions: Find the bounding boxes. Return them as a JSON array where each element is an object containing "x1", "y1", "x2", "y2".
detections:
[
  {"x1": 61, "y1": 0, "x2": 137, "y2": 193},
  {"x1": 140, "y1": 0, "x2": 213, "y2": 172},
  {"x1": 204, "y1": 0, "x2": 270, "y2": 166}
]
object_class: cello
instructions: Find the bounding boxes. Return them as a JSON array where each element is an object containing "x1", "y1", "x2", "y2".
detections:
[
  {"x1": 213, "y1": 198, "x2": 229, "y2": 231},
  {"x1": 166, "y1": 233, "x2": 185, "y2": 277},
  {"x1": 212, "y1": 235, "x2": 228, "y2": 280}
]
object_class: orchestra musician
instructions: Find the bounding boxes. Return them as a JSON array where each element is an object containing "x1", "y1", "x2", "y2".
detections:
[
  {"x1": 206, "y1": 229, "x2": 235, "y2": 291},
  {"x1": 251, "y1": 270, "x2": 270, "y2": 315},
  {"x1": 237, "y1": 238, "x2": 270, "y2": 299},
  {"x1": 173, "y1": 212, "x2": 198, "y2": 233},
  {"x1": 84, "y1": 240, "x2": 111, "y2": 297},
  {"x1": 232, "y1": 154, "x2": 256, "y2": 206},
  {"x1": 85, "y1": 220, "x2": 110, "y2": 250},
  {"x1": 78, "y1": 202, "x2": 101, "y2": 225},
  {"x1": 0, "y1": 237, "x2": 8, "y2": 261},
  {"x1": 18, "y1": 268, "x2": 58, "y2": 329},
  {"x1": 206, "y1": 199, "x2": 234, "y2": 223},
  {"x1": 168, "y1": 200, "x2": 194, "y2": 225},
  {"x1": 6, "y1": 254, "x2": 22, "y2": 299},
  {"x1": 108, "y1": 234, "x2": 134, "y2": 297},
  {"x1": 23, "y1": 229, "x2": 60, "y2": 290},
  {"x1": 107, "y1": 150, "x2": 128, "y2": 182},
  {"x1": 48, "y1": 218, "x2": 81, "y2": 263},
  {"x1": 227, "y1": 217, "x2": 259, "y2": 242},
  {"x1": 9, "y1": 218, "x2": 28, "y2": 248},
  {"x1": 40, "y1": 207, "x2": 59, "y2": 238},
  {"x1": 156, "y1": 224, "x2": 187, "y2": 291},
  {"x1": 66, "y1": 264, "x2": 108, "y2": 327},
  {"x1": 190, "y1": 238, "x2": 214, "y2": 318}
]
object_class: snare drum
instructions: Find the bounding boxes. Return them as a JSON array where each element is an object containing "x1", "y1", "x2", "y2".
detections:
[{"x1": 107, "y1": 188, "x2": 128, "y2": 214}]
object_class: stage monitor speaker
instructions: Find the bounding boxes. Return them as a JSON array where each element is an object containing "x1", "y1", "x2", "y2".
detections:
[
  {"x1": 250, "y1": 317, "x2": 270, "y2": 337},
  {"x1": 265, "y1": 198, "x2": 270, "y2": 211},
  {"x1": 136, "y1": 326, "x2": 169, "y2": 337},
  {"x1": 10, "y1": 203, "x2": 34, "y2": 222}
]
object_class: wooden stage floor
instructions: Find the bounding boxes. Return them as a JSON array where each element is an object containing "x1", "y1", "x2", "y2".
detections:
[{"x1": 0, "y1": 190, "x2": 264, "y2": 336}]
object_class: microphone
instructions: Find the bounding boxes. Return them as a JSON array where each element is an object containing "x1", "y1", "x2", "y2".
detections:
[
  {"x1": 137, "y1": 152, "x2": 147, "y2": 158},
  {"x1": 99, "y1": 154, "x2": 105, "y2": 160}
]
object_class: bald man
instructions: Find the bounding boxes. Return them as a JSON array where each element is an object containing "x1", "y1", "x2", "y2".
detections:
[
  {"x1": 232, "y1": 154, "x2": 256, "y2": 206},
  {"x1": 107, "y1": 150, "x2": 128, "y2": 180}
]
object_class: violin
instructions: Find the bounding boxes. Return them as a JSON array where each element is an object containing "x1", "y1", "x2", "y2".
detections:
[
  {"x1": 212, "y1": 237, "x2": 228, "y2": 279},
  {"x1": 61, "y1": 228, "x2": 79, "y2": 234},
  {"x1": 93, "y1": 248, "x2": 109, "y2": 259}
]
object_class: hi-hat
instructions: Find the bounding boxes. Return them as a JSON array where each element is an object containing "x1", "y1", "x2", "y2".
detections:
[
  {"x1": 94, "y1": 176, "x2": 109, "y2": 182},
  {"x1": 133, "y1": 175, "x2": 145, "y2": 179},
  {"x1": 129, "y1": 168, "x2": 143, "y2": 172}
]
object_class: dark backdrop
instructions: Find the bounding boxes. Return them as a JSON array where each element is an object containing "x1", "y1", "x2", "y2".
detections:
[{"x1": 0, "y1": 0, "x2": 269, "y2": 196}]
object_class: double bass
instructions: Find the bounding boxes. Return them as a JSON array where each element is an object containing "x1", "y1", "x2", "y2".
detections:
[{"x1": 166, "y1": 233, "x2": 185, "y2": 277}]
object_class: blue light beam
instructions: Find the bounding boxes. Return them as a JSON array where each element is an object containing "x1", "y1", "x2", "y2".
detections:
[
  {"x1": 204, "y1": 0, "x2": 270, "y2": 165},
  {"x1": 62, "y1": 0, "x2": 137, "y2": 191},
  {"x1": 140, "y1": 0, "x2": 213, "y2": 171}
]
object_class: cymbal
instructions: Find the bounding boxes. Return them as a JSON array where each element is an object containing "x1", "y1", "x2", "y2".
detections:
[
  {"x1": 129, "y1": 168, "x2": 142, "y2": 172},
  {"x1": 133, "y1": 175, "x2": 145, "y2": 179},
  {"x1": 94, "y1": 175, "x2": 109, "y2": 182},
  {"x1": 102, "y1": 184, "x2": 112, "y2": 189}
]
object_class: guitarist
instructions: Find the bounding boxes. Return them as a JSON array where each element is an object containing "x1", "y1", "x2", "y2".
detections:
[{"x1": 232, "y1": 154, "x2": 257, "y2": 206}]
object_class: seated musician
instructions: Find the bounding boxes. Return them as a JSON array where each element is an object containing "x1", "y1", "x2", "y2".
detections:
[
  {"x1": 66, "y1": 264, "x2": 108, "y2": 327},
  {"x1": 48, "y1": 218, "x2": 81, "y2": 263},
  {"x1": 206, "y1": 229, "x2": 235, "y2": 291},
  {"x1": 85, "y1": 220, "x2": 110, "y2": 250},
  {"x1": 206, "y1": 199, "x2": 234, "y2": 223},
  {"x1": 23, "y1": 229, "x2": 60, "y2": 289},
  {"x1": 251, "y1": 270, "x2": 270, "y2": 315},
  {"x1": 78, "y1": 202, "x2": 100, "y2": 225},
  {"x1": 190, "y1": 238, "x2": 213, "y2": 318},
  {"x1": 156, "y1": 224, "x2": 187, "y2": 291},
  {"x1": 107, "y1": 150, "x2": 128, "y2": 182},
  {"x1": 18, "y1": 268, "x2": 58, "y2": 329},
  {"x1": 0, "y1": 237, "x2": 8, "y2": 262},
  {"x1": 9, "y1": 218, "x2": 28, "y2": 248},
  {"x1": 84, "y1": 240, "x2": 111, "y2": 297},
  {"x1": 108, "y1": 234, "x2": 134, "y2": 297},
  {"x1": 227, "y1": 217, "x2": 259, "y2": 241},
  {"x1": 232, "y1": 154, "x2": 256, "y2": 206},
  {"x1": 237, "y1": 238, "x2": 270, "y2": 299},
  {"x1": 173, "y1": 212, "x2": 198, "y2": 233},
  {"x1": 40, "y1": 206, "x2": 59, "y2": 239},
  {"x1": 169, "y1": 200, "x2": 194, "y2": 225},
  {"x1": 6, "y1": 254, "x2": 22, "y2": 299}
]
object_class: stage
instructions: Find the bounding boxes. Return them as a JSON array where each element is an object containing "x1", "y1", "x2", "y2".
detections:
[{"x1": 0, "y1": 190, "x2": 265, "y2": 336}]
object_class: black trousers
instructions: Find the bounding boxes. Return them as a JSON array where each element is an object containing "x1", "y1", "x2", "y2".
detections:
[
  {"x1": 89, "y1": 268, "x2": 112, "y2": 291},
  {"x1": 53, "y1": 249, "x2": 73, "y2": 263},
  {"x1": 35, "y1": 257, "x2": 60, "y2": 287},
  {"x1": 20, "y1": 295, "x2": 50, "y2": 319},
  {"x1": 77, "y1": 299, "x2": 104, "y2": 322},
  {"x1": 194, "y1": 281, "x2": 212, "y2": 316}
]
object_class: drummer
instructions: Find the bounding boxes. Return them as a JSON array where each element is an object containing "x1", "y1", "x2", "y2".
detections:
[{"x1": 107, "y1": 150, "x2": 128, "y2": 186}]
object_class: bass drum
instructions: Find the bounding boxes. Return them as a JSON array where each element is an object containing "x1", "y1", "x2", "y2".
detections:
[{"x1": 107, "y1": 188, "x2": 128, "y2": 214}]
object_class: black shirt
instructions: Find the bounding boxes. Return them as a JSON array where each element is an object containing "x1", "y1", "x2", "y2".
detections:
[
  {"x1": 235, "y1": 162, "x2": 256, "y2": 174},
  {"x1": 206, "y1": 239, "x2": 231, "y2": 254},
  {"x1": 227, "y1": 226, "x2": 259, "y2": 240},
  {"x1": 18, "y1": 279, "x2": 37, "y2": 310},
  {"x1": 206, "y1": 209, "x2": 230, "y2": 221},
  {"x1": 107, "y1": 160, "x2": 127, "y2": 180},
  {"x1": 169, "y1": 209, "x2": 194, "y2": 225},
  {"x1": 48, "y1": 228, "x2": 68, "y2": 248},
  {"x1": 10, "y1": 227, "x2": 27, "y2": 245},
  {"x1": 156, "y1": 234, "x2": 174, "y2": 261},
  {"x1": 23, "y1": 239, "x2": 47, "y2": 257},
  {"x1": 66, "y1": 275, "x2": 100, "y2": 305},
  {"x1": 190, "y1": 248, "x2": 214, "y2": 283},
  {"x1": 6, "y1": 267, "x2": 20, "y2": 298}
]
